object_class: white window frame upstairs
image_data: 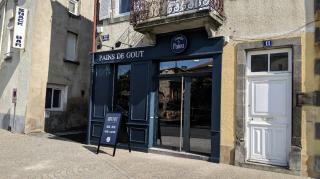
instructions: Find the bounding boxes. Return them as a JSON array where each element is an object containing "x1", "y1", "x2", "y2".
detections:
[
  {"x1": 5, "y1": 17, "x2": 14, "y2": 58},
  {"x1": 68, "y1": 0, "x2": 80, "y2": 16},
  {"x1": 114, "y1": 0, "x2": 130, "y2": 17},
  {"x1": 0, "y1": 3, "x2": 5, "y2": 59}
]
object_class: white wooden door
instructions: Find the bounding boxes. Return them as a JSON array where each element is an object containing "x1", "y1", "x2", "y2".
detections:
[{"x1": 246, "y1": 49, "x2": 292, "y2": 166}]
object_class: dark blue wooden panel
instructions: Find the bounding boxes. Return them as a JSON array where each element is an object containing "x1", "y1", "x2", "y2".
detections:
[
  {"x1": 92, "y1": 122, "x2": 103, "y2": 138},
  {"x1": 89, "y1": 121, "x2": 104, "y2": 144},
  {"x1": 211, "y1": 54, "x2": 222, "y2": 163},
  {"x1": 130, "y1": 127, "x2": 147, "y2": 144},
  {"x1": 130, "y1": 62, "x2": 149, "y2": 122},
  {"x1": 90, "y1": 64, "x2": 114, "y2": 144},
  {"x1": 92, "y1": 64, "x2": 113, "y2": 117}
]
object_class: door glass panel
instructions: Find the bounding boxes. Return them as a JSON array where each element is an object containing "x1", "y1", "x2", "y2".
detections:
[
  {"x1": 115, "y1": 64, "x2": 131, "y2": 113},
  {"x1": 189, "y1": 76, "x2": 212, "y2": 155},
  {"x1": 115, "y1": 64, "x2": 131, "y2": 143},
  {"x1": 157, "y1": 78, "x2": 182, "y2": 150},
  {"x1": 160, "y1": 58, "x2": 213, "y2": 75},
  {"x1": 251, "y1": 54, "x2": 268, "y2": 72},
  {"x1": 157, "y1": 58, "x2": 213, "y2": 155},
  {"x1": 270, "y1": 53, "x2": 288, "y2": 71}
]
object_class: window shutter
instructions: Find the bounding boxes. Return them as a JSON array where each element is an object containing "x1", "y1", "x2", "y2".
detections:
[
  {"x1": 99, "y1": 0, "x2": 111, "y2": 20},
  {"x1": 66, "y1": 32, "x2": 78, "y2": 61}
]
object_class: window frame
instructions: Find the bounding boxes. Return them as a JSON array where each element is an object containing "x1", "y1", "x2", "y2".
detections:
[
  {"x1": 4, "y1": 17, "x2": 14, "y2": 59},
  {"x1": 68, "y1": 0, "x2": 80, "y2": 16},
  {"x1": 246, "y1": 48, "x2": 292, "y2": 76},
  {"x1": 114, "y1": 0, "x2": 131, "y2": 17},
  {"x1": 65, "y1": 31, "x2": 79, "y2": 62},
  {"x1": 45, "y1": 84, "x2": 68, "y2": 111}
]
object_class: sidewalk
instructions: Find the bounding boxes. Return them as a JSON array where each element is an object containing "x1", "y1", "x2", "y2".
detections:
[{"x1": 0, "y1": 129, "x2": 310, "y2": 179}]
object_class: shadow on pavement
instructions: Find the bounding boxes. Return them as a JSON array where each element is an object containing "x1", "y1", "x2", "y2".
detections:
[
  {"x1": 57, "y1": 132, "x2": 87, "y2": 143},
  {"x1": 83, "y1": 145, "x2": 114, "y2": 156},
  {"x1": 46, "y1": 131, "x2": 87, "y2": 144}
]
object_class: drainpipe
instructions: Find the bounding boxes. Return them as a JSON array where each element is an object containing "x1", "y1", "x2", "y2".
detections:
[{"x1": 92, "y1": 0, "x2": 97, "y2": 52}]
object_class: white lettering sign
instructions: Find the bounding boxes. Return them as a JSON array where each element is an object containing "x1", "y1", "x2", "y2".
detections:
[
  {"x1": 96, "y1": 50, "x2": 145, "y2": 63},
  {"x1": 13, "y1": 7, "x2": 28, "y2": 49}
]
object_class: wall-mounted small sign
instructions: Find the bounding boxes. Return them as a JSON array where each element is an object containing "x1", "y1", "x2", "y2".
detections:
[
  {"x1": 101, "y1": 34, "x2": 110, "y2": 42},
  {"x1": 13, "y1": 7, "x2": 28, "y2": 49},
  {"x1": 171, "y1": 34, "x2": 188, "y2": 54},
  {"x1": 12, "y1": 88, "x2": 17, "y2": 103},
  {"x1": 96, "y1": 50, "x2": 145, "y2": 63},
  {"x1": 263, "y1": 40, "x2": 272, "y2": 47}
]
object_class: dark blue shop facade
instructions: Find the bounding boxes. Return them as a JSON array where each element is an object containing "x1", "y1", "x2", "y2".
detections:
[{"x1": 88, "y1": 28, "x2": 224, "y2": 162}]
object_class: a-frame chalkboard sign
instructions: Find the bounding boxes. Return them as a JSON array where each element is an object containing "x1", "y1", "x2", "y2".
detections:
[{"x1": 96, "y1": 112, "x2": 131, "y2": 156}]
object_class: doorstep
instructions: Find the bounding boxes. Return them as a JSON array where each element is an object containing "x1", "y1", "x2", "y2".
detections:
[
  {"x1": 148, "y1": 147, "x2": 210, "y2": 161},
  {"x1": 240, "y1": 161, "x2": 298, "y2": 176}
]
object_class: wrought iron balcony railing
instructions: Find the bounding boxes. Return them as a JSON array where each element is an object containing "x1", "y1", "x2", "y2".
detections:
[{"x1": 130, "y1": 0, "x2": 224, "y2": 25}]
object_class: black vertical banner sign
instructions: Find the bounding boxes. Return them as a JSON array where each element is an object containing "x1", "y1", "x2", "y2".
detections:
[{"x1": 96, "y1": 112, "x2": 131, "y2": 156}]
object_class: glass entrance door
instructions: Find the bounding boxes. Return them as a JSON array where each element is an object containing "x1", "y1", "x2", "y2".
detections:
[
  {"x1": 156, "y1": 58, "x2": 213, "y2": 155},
  {"x1": 157, "y1": 77, "x2": 184, "y2": 151},
  {"x1": 189, "y1": 76, "x2": 212, "y2": 155}
]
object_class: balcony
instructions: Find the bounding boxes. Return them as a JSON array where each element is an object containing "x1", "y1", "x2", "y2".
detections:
[{"x1": 130, "y1": 0, "x2": 224, "y2": 35}]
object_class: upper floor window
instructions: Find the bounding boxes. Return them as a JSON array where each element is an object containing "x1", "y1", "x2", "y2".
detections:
[
  {"x1": 68, "y1": 0, "x2": 80, "y2": 16},
  {"x1": 65, "y1": 31, "x2": 78, "y2": 62},
  {"x1": 117, "y1": 0, "x2": 131, "y2": 15},
  {"x1": 99, "y1": 0, "x2": 131, "y2": 21},
  {"x1": 5, "y1": 17, "x2": 14, "y2": 59}
]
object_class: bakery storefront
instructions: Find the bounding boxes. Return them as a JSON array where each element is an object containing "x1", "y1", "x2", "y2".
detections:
[{"x1": 88, "y1": 28, "x2": 224, "y2": 162}]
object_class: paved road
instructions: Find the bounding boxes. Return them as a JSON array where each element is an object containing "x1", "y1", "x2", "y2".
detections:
[{"x1": 0, "y1": 130, "x2": 310, "y2": 179}]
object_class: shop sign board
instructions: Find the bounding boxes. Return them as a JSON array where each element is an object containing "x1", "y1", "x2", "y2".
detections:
[
  {"x1": 171, "y1": 34, "x2": 188, "y2": 54},
  {"x1": 100, "y1": 113, "x2": 121, "y2": 146},
  {"x1": 92, "y1": 31, "x2": 225, "y2": 64},
  {"x1": 13, "y1": 7, "x2": 28, "y2": 49},
  {"x1": 96, "y1": 113, "x2": 131, "y2": 156},
  {"x1": 95, "y1": 50, "x2": 145, "y2": 63}
]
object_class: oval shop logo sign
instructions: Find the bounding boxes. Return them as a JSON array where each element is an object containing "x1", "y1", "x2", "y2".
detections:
[{"x1": 171, "y1": 34, "x2": 188, "y2": 54}]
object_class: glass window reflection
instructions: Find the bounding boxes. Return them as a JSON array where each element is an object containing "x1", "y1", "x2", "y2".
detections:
[
  {"x1": 270, "y1": 52, "x2": 288, "y2": 71},
  {"x1": 160, "y1": 58, "x2": 213, "y2": 75},
  {"x1": 115, "y1": 64, "x2": 131, "y2": 143},
  {"x1": 115, "y1": 64, "x2": 131, "y2": 113},
  {"x1": 251, "y1": 54, "x2": 268, "y2": 72}
]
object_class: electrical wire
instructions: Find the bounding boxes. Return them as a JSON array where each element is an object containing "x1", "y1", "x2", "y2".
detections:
[{"x1": 230, "y1": 19, "x2": 320, "y2": 42}]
